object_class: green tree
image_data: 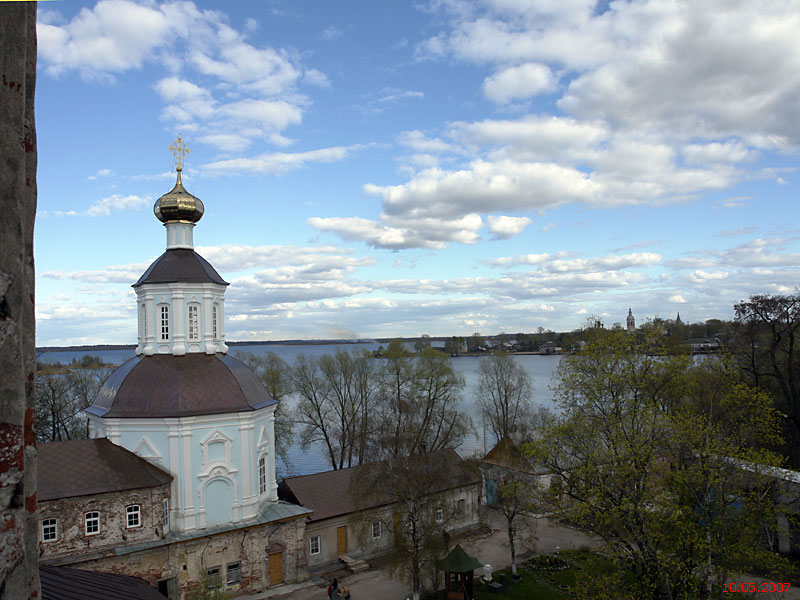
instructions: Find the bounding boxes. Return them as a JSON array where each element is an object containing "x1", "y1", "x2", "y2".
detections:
[
  {"x1": 475, "y1": 352, "x2": 533, "y2": 444},
  {"x1": 731, "y1": 293, "x2": 800, "y2": 467},
  {"x1": 527, "y1": 328, "x2": 789, "y2": 600},
  {"x1": 493, "y1": 475, "x2": 537, "y2": 579}
]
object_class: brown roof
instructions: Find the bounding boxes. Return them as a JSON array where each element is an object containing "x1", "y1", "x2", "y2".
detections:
[
  {"x1": 133, "y1": 248, "x2": 228, "y2": 287},
  {"x1": 89, "y1": 353, "x2": 277, "y2": 418},
  {"x1": 40, "y1": 564, "x2": 167, "y2": 600},
  {"x1": 279, "y1": 448, "x2": 481, "y2": 522},
  {"x1": 38, "y1": 438, "x2": 172, "y2": 501},
  {"x1": 481, "y1": 437, "x2": 542, "y2": 475}
]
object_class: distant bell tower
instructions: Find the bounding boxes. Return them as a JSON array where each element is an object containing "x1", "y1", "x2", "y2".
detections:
[{"x1": 627, "y1": 307, "x2": 635, "y2": 332}]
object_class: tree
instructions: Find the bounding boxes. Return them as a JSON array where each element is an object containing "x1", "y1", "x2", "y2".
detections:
[
  {"x1": 527, "y1": 328, "x2": 789, "y2": 600},
  {"x1": 493, "y1": 475, "x2": 537, "y2": 579},
  {"x1": 293, "y1": 348, "x2": 380, "y2": 470},
  {"x1": 236, "y1": 351, "x2": 294, "y2": 468},
  {"x1": 375, "y1": 347, "x2": 470, "y2": 458},
  {"x1": 354, "y1": 450, "x2": 472, "y2": 600},
  {"x1": 731, "y1": 293, "x2": 800, "y2": 467},
  {"x1": 476, "y1": 352, "x2": 533, "y2": 444},
  {"x1": 35, "y1": 366, "x2": 107, "y2": 442},
  {"x1": 444, "y1": 336, "x2": 462, "y2": 356}
]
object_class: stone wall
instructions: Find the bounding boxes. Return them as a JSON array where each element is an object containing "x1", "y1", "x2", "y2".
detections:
[
  {"x1": 41, "y1": 514, "x2": 308, "y2": 599},
  {"x1": 0, "y1": 4, "x2": 38, "y2": 599},
  {"x1": 38, "y1": 484, "x2": 171, "y2": 561}
]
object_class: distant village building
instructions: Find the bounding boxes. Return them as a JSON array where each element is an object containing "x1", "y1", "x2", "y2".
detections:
[
  {"x1": 37, "y1": 139, "x2": 310, "y2": 599},
  {"x1": 627, "y1": 307, "x2": 636, "y2": 333}
]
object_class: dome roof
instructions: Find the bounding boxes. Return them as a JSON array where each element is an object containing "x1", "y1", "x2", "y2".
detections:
[
  {"x1": 133, "y1": 248, "x2": 228, "y2": 288},
  {"x1": 88, "y1": 354, "x2": 277, "y2": 418},
  {"x1": 153, "y1": 168, "x2": 204, "y2": 223}
]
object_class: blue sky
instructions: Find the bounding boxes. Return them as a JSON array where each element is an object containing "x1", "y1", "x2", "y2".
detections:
[{"x1": 34, "y1": 0, "x2": 800, "y2": 346}]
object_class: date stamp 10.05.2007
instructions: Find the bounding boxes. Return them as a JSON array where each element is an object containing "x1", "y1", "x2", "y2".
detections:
[{"x1": 723, "y1": 582, "x2": 791, "y2": 593}]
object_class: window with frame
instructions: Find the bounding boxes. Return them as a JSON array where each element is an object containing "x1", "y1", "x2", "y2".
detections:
[
  {"x1": 41, "y1": 518, "x2": 58, "y2": 542},
  {"x1": 85, "y1": 511, "x2": 100, "y2": 536},
  {"x1": 162, "y1": 498, "x2": 169, "y2": 529},
  {"x1": 226, "y1": 562, "x2": 242, "y2": 586},
  {"x1": 126, "y1": 505, "x2": 141, "y2": 528},
  {"x1": 159, "y1": 305, "x2": 169, "y2": 341},
  {"x1": 309, "y1": 535, "x2": 321, "y2": 555},
  {"x1": 371, "y1": 520, "x2": 381, "y2": 539},
  {"x1": 187, "y1": 304, "x2": 199, "y2": 340},
  {"x1": 435, "y1": 505, "x2": 444, "y2": 523},
  {"x1": 258, "y1": 455, "x2": 267, "y2": 494},
  {"x1": 456, "y1": 499, "x2": 465, "y2": 516},
  {"x1": 207, "y1": 566, "x2": 221, "y2": 589},
  {"x1": 212, "y1": 305, "x2": 218, "y2": 338}
]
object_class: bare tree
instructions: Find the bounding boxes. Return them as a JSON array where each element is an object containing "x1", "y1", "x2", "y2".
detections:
[
  {"x1": 293, "y1": 349, "x2": 380, "y2": 470},
  {"x1": 236, "y1": 351, "x2": 294, "y2": 467},
  {"x1": 476, "y1": 352, "x2": 533, "y2": 444},
  {"x1": 376, "y1": 347, "x2": 471, "y2": 458}
]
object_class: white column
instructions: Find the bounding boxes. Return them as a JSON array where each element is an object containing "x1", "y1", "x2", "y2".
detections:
[
  {"x1": 203, "y1": 291, "x2": 215, "y2": 355},
  {"x1": 172, "y1": 291, "x2": 185, "y2": 356},
  {"x1": 168, "y1": 424, "x2": 181, "y2": 529},
  {"x1": 268, "y1": 408, "x2": 278, "y2": 501},
  {"x1": 143, "y1": 292, "x2": 155, "y2": 356},
  {"x1": 181, "y1": 420, "x2": 196, "y2": 530},
  {"x1": 218, "y1": 297, "x2": 228, "y2": 353}
]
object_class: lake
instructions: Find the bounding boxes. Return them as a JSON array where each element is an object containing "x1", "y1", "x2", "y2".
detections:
[{"x1": 38, "y1": 343, "x2": 563, "y2": 476}]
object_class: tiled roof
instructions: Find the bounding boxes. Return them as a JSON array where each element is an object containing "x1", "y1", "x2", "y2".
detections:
[
  {"x1": 40, "y1": 564, "x2": 166, "y2": 600},
  {"x1": 133, "y1": 248, "x2": 228, "y2": 287},
  {"x1": 89, "y1": 353, "x2": 277, "y2": 418},
  {"x1": 38, "y1": 438, "x2": 172, "y2": 501},
  {"x1": 480, "y1": 436, "x2": 543, "y2": 475},
  {"x1": 279, "y1": 448, "x2": 481, "y2": 522}
]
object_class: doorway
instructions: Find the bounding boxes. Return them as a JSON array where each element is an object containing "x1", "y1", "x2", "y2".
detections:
[{"x1": 268, "y1": 552, "x2": 283, "y2": 585}]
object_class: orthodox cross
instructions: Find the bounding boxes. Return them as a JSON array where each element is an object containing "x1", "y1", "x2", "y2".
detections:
[{"x1": 168, "y1": 135, "x2": 190, "y2": 170}]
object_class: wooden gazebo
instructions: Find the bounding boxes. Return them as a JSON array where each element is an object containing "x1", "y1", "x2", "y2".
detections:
[{"x1": 436, "y1": 544, "x2": 483, "y2": 600}]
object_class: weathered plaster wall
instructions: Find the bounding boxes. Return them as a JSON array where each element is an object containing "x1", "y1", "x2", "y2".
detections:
[
  {"x1": 38, "y1": 485, "x2": 171, "y2": 560},
  {"x1": 41, "y1": 516, "x2": 308, "y2": 599},
  {"x1": 0, "y1": 4, "x2": 38, "y2": 599}
]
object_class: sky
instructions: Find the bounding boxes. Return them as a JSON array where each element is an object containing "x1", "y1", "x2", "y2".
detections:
[{"x1": 34, "y1": 0, "x2": 800, "y2": 346}]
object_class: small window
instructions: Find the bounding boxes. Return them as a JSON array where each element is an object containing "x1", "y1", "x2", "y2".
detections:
[
  {"x1": 371, "y1": 520, "x2": 381, "y2": 539},
  {"x1": 226, "y1": 562, "x2": 241, "y2": 586},
  {"x1": 160, "y1": 305, "x2": 169, "y2": 341},
  {"x1": 435, "y1": 505, "x2": 444, "y2": 523},
  {"x1": 162, "y1": 498, "x2": 169, "y2": 529},
  {"x1": 85, "y1": 511, "x2": 100, "y2": 536},
  {"x1": 456, "y1": 499, "x2": 465, "y2": 516},
  {"x1": 309, "y1": 535, "x2": 321, "y2": 555},
  {"x1": 207, "y1": 566, "x2": 221, "y2": 589},
  {"x1": 187, "y1": 304, "x2": 199, "y2": 340},
  {"x1": 42, "y1": 518, "x2": 58, "y2": 542},
  {"x1": 258, "y1": 455, "x2": 267, "y2": 494},
  {"x1": 212, "y1": 305, "x2": 218, "y2": 338},
  {"x1": 126, "y1": 505, "x2": 141, "y2": 528}
]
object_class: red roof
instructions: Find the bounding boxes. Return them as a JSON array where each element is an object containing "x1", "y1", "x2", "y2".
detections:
[
  {"x1": 38, "y1": 438, "x2": 172, "y2": 501},
  {"x1": 279, "y1": 448, "x2": 480, "y2": 522}
]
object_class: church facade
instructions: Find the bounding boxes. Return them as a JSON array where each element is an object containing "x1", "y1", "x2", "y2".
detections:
[{"x1": 38, "y1": 140, "x2": 311, "y2": 599}]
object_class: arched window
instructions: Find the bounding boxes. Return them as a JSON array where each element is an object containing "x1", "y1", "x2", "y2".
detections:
[
  {"x1": 258, "y1": 455, "x2": 267, "y2": 494},
  {"x1": 187, "y1": 304, "x2": 200, "y2": 340},
  {"x1": 159, "y1": 305, "x2": 169, "y2": 341}
]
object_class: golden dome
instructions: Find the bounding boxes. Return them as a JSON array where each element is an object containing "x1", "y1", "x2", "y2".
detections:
[{"x1": 153, "y1": 167, "x2": 204, "y2": 223}]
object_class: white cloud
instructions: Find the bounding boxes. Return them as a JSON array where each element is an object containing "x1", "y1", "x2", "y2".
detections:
[
  {"x1": 87, "y1": 168, "x2": 114, "y2": 180},
  {"x1": 487, "y1": 215, "x2": 531, "y2": 239},
  {"x1": 668, "y1": 294, "x2": 687, "y2": 304},
  {"x1": 86, "y1": 194, "x2": 149, "y2": 217},
  {"x1": 202, "y1": 144, "x2": 365, "y2": 175},
  {"x1": 483, "y1": 62, "x2": 556, "y2": 103},
  {"x1": 320, "y1": 26, "x2": 343, "y2": 41}
]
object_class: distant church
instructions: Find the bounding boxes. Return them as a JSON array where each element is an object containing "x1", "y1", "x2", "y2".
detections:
[
  {"x1": 37, "y1": 139, "x2": 311, "y2": 598},
  {"x1": 627, "y1": 307, "x2": 635, "y2": 332}
]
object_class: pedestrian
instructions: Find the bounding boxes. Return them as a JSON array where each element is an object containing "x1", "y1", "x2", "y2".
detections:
[{"x1": 327, "y1": 582, "x2": 332, "y2": 598}]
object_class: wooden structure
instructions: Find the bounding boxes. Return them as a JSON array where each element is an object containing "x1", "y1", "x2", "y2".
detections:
[{"x1": 436, "y1": 544, "x2": 482, "y2": 600}]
